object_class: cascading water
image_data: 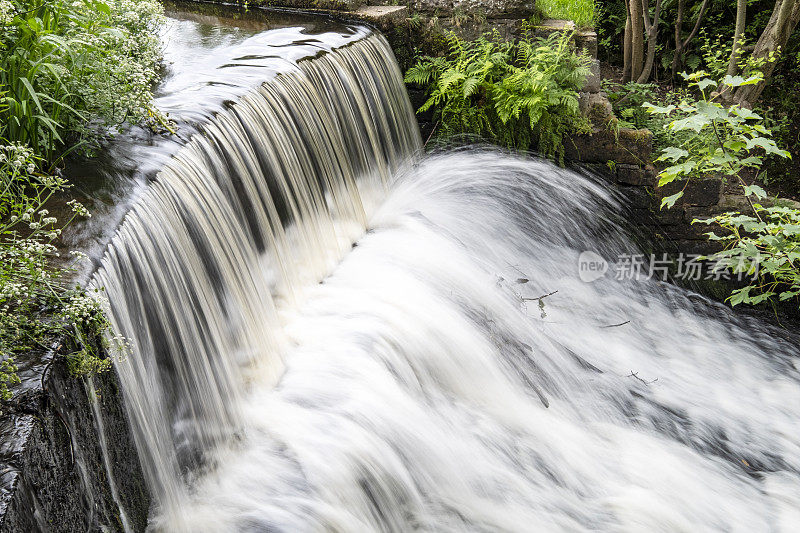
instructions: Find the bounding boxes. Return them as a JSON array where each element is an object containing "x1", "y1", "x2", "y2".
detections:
[
  {"x1": 92, "y1": 31, "x2": 420, "y2": 519},
  {"x1": 91, "y1": 18, "x2": 800, "y2": 533}
]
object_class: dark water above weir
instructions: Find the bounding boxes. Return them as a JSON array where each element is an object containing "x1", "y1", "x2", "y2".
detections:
[{"x1": 87, "y1": 6, "x2": 800, "y2": 532}]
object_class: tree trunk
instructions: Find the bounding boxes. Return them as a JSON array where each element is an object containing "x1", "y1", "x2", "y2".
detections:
[
  {"x1": 671, "y1": 0, "x2": 685, "y2": 82},
  {"x1": 720, "y1": 0, "x2": 747, "y2": 100},
  {"x1": 726, "y1": 0, "x2": 747, "y2": 77},
  {"x1": 670, "y1": 0, "x2": 710, "y2": 81},
  {"x1": 623, "y1": 1, "x2": 633, "y2": 81},
  {"x1": 636, "y1": 0, "x2": 663, "y2": 83},
  {"x1": 734, "y1": 0, "x2": 800, "y2": 106},
  {"x1": 629, "y1": 0, "x2": 645, "y2": 81}
]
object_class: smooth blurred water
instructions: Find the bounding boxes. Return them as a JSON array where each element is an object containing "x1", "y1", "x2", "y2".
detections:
[
  {"x1": 91, "y1": 8, "x2": 800, "y2": 533},
  {"x1": 142, "y1": 150, "x2": 800, "y2": 532}
]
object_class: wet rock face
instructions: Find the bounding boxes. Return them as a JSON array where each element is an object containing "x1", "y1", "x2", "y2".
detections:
[{"x1": 0, "y1": 345, "x2": 149, "y2": 533}]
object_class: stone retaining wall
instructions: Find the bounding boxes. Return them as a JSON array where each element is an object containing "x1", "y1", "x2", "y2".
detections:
[{"x1": 0, "y1": 340, "x2": 148, "y2": 532}]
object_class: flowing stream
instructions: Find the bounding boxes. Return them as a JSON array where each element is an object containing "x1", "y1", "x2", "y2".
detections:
[{"x1": 90, "y1": 11, "x2": 800, "y2": 533}]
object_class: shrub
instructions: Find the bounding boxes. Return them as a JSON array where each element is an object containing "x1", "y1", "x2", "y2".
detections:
[
  {"x1": 0, "y1": 0, "x2": 165, "y2": 163},
  {"x1": 0, "y1": 0, "x2": 161, "y2": 400},
  {"x1": 604, "y1": 80, "x2": 687, "y2": 150},
  {"x1": 698, "y1": 205, "x2": 800, "y2": 306},
  {"x1": 405, "y1": 29, "x2": 591, "y2": 163},
  {"x1": 646, "y1": 71, "x2": 798, "y2": 307},
  {"x1": 645, "y1": 71, "x2": 789, "y2": 209},
  {"x1": 0, "y1": 143, "x2": 120, "y2": 399}
]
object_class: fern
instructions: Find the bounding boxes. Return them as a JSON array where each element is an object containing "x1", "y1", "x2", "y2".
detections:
[{"x1": 406, "y1": 28, "x2": 592, "y2": 162}]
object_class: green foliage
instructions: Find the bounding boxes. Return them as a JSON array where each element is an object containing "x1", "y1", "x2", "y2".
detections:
[
  {"x1": 699, "y1": 29, "x2": 780, "y2": 84},
  {"x1": 536, "y1": 0, "x2": 596, "y2": 28},
  {"x1": 646, "y1": 71, "x2": 798, "y2": 308},
  {"x1": 405, "y1": 29, "x2": 591, "y2": 162},
  {"x1": 0, "y1": 0, "x2": 161, "y2": 400},
  {"x1": 604, "y1": 79, "x2": 687, "y2": 149},
  {"x1": 595, "y1": 0, "x2": 793, "y2": 85},
  {"x1": 594, "y1": 0, "x2": 626, "y2": 63},
  {"x1": 0, "y1": 143, "x2": 121, "y2": 401},
  {"x1": 646, "y1": 71, "x2": 787, "y2": 209},
  {"x1": 605, "y1": 81, "x2": 657, "y2": 128},
  {"x1": 0, "y1": 0, "x2": 165, "y2": 163},
  {"x1": 696, "y1": 205, "x2": 800, "y2": 306},
  {"x1": 758, "y1": 32, "x2": 800, "y2": 196},
  {"x1": 62, "y1": 296, "x2": 117, "y2": 377}
]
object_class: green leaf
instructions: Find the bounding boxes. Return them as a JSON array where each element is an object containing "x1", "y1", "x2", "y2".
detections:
[
  {"x1": 722, "y1": 74, "x2": 762, "y2": 88},
  {"x1": 748, "y1": 292, "x2": 775, "y2": 305},
  {"x1": 682, "y1": 70, "x2": 708, "y2": 81},
  {"x1": 661, "y1": 191, "x2": 684, "y2": 210},
  {"x1": 671, "y1": 113, "x2": 711, "y2": 133},
  {"x1": 745, "y1": 136, "x2": 790, "y2": 157},
  {"x1": 729, "y1": 287, "x2": 750, "y2": 306},
  {"x1": 779, "y1": 290, "x2": 800, "y2": 301},
  {"x1": 95, "y1": 0, "x2": 112, "y2": 15},
  {"x1": 659, "y1": 160, "x2": 696, "y2": 183},
  {"x1": 696, "y1": 79, "x2": 717, "y2": 92},
  {"x1": 743, "y1": 185, "x2": 767, "y2": 199},
  {"x1": 658, "y1": 147, "x2": 689, "y2": 163},
  {"x1": 695, "y1": 100, "x2": 729, "y2": 121},
  {"x1": 724, "y1": 139, "x2": 747, "y2": 152},
  {"x1": 643, "y1": 102, "x2": 676, "y2": 115},
  {"x1": 739, "y1": 156, "x2": 763, "y2": 167},
  {"x1": 731, "y1": 107, "x2": 763, "y2": 121},
  {"x1": 18, "y1": 77, "x2": 44, "y2": 115}
]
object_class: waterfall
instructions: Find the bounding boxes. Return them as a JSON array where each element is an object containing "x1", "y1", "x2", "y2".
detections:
[
  {"x1": 91, "y1": 32, "x2": 421, "y2": 518},
  {"x1": 93, "y1": 25, "x2": 800, "y2": 533}
]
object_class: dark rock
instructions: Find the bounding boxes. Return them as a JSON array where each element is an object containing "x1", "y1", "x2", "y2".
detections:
[
  {"x1": 659, "y1": 177, "x2": 724, "y2": 207},
  {"x1": 656, "y1": 205, "x2": 689, "y2": 225},
  {"x1": 533, "y1": 19, "x2": 576, "y2": 36},
  {"x1": 583, "y1": 59, "x2": 601, "y2": 93},
  {"x1": 575, "y1": 30, "x2": 597, "y2": 58},
  {"x1": 616, "y1": 163, "x2": 646, "y2": 186},
  {"x1": 578, "y1": 92, "x2": 613, "y2": 124},
  {"x1": 353, "y1": 5, "x2": 407, "y2": 23},
  {"x1": 565, "y1": 127, "x2": 652, "y2": 166},
  {"x1": 533, "y1": 22, "x2": 597, "y2": 58},
  {"x1": 0, "y1": 344, "x2": 149, "y2": 533}
]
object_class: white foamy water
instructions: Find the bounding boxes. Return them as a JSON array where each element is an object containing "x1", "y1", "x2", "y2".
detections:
[{"x1": 154, "y1": 152, "x2": 800, "y2": 532}]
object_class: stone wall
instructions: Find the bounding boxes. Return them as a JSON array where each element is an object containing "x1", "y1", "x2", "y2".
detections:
[{"x1": 0, "y1": 341, "x2": 149, "y2": 532}]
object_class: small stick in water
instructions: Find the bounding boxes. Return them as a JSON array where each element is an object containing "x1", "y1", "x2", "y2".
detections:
[
  {"x1": 601, "y1": 320, "x2": 631, "y2": 328},
  {"x1": 522, "y1": 290, "x2": 559, "y2": 302},
  {"x1": 627, "y1": 371, "x2": 658, "y2": 385}
]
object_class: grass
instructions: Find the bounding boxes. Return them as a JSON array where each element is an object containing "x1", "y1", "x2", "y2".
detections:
[{"x1": 536, "y1": 0, "x2": 596, "y2": 28}]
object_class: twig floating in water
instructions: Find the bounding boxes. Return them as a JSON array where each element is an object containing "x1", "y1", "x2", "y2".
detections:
[
  {"x1": 601, "y1": 320, "x2": 630, "y2": 328},
  {"x1": 627, "y1": 371, "x2": 658, "y2": 385},
  {"x1": 522, "y1": 290, "x2": 559, "y2": 302}
]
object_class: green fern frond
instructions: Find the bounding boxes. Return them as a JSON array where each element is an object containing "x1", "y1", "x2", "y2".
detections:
[{"x1": 404, "y1": 28, "x2": 590, "y2": 162}]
